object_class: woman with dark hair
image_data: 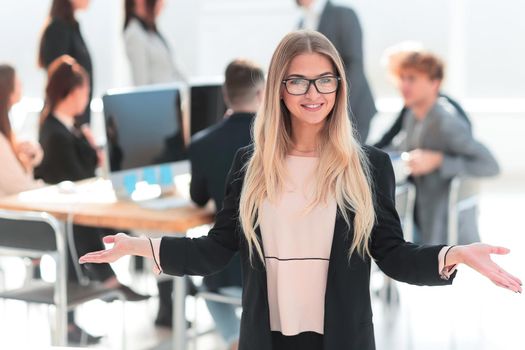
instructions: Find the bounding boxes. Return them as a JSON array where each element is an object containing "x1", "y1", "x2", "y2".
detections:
[
  {"x1": 0, "y1": 64, "x2": 43, "y2": 197},
  {"x1": 36, "y1": 55, "x2": 99, "y2": 182},
  {"x1": 35, "y1": 55, "x2": 148, "y2": 345},
  {"x1": 38, "y1": 0, "x2": 93, "y2": 125},
  {"x1": 124, "y1": 0, "x2": 185, "y2": 85}
]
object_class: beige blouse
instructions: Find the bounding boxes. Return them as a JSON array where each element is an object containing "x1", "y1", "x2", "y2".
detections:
[
  {"x1": 0, "y1": 133, "x2": 41, "y2": 197},
  {"x1": 259, "y1": 155, "x2": 336, "y2": 336}
]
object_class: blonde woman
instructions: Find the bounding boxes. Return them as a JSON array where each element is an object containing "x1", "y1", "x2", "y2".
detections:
[{"x1": 79, "y1": 31, "x2": 521, "y2": 350}]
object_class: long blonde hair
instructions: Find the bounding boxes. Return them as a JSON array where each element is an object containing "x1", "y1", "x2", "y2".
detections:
[{"x1": 239, "y1": 30, "x2": 375, "y2": 264}]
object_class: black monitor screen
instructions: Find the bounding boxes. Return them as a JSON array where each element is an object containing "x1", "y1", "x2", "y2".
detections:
[
  {"x1": 190, "y1": 84, "x2": 227, "y2": 136},
  {"x1": 103, "y1": 84, "x2": 186, "y2": 172}
]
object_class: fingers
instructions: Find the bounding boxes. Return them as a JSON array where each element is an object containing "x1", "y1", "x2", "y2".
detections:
[
  {"x1": 103, "y1": 235, "x2": 116, "y2": 244},
  {"x1": 497, "y1": 267, "x2": 523, "y2": 287},
  {"x1": 490, "y1": 246, "x2": 510, "y2": 255},
  {"x1": 488, "y1": 271, "x2": 516, "y2": 292},
  {"x1": 79, "y1": 250, "x2": 114, "y2": 264},
  {"x1": 495, "y1": 268, "x2": 523, "y2": 293},
  {"x1": 487, "y1": 268, "x2": 522, "y2": 293},
  {"x1": 78, "y1": 251, "x2": 105, "y2": 263}
]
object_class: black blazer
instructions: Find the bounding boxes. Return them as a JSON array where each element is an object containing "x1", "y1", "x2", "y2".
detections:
[
  {"x1": 160, "y1": 145, "x2": 456, "y2": 349},
  {"x1": 35, "y1": 115, "x2": 98, "y2": 184},
  {"x1": 188, "y1": 112, "x2": 254, "y2": 290},
  {"x1": 40, "y1": 18, "x2": 93, "y2": 124}
]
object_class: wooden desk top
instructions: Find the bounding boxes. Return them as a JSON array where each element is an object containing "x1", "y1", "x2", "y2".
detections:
[{"x1": 0, "y1": 178, "x2": 214, "y2": 233}]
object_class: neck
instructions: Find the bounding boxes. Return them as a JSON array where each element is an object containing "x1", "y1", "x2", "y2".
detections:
[
  {"x1": 134, "y1": 4, "x2": 148, "y2": 19},
  {"x1": 229, "y1": 103, "x2": 258, "y2": 115},
  {"x1": 53, "y1": 103, "x2": 76, "y2": 121},
  {"x1": 290, "y1": 118, "x2": 323, "y2": 154},
  {"x1": 410, "y1": 94, "x2": 438, "y2": 120}
]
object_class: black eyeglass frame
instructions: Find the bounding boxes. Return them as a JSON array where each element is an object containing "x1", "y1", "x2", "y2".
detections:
[{"x1": 281, "y1": 76, "x2": 341, "y2": 95}]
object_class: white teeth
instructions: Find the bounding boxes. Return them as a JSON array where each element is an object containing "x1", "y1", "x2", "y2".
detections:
[{"x1": 304, "y1": 104, "x2": 321, "y2": 108}]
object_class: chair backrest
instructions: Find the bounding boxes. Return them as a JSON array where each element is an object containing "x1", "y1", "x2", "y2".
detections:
[
  {"x1": 447, "y1": 177, "x2": 480, "y2": 245},
  {"x1": 0, "y1": 210, "x2": 62, "y2": 257},
  {"x1": 395, "y1": 182, "x2": 416, "y2": 242}
]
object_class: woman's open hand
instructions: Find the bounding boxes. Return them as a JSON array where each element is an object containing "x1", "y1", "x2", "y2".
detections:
[
  {"x1": 79, "y1": 232, "x2": 134, "y2": 264},
  {"x1": 450, "y1": 243, "x2": 522, "y2": 293}
]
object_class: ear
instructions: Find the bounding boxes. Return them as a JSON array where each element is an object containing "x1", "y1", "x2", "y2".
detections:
[
  {"x1": 256, "y1": 87, "x2": 264, "y2": 102},
  {"x1": 221, "y1": 85, "x2": 232, "y2": 108},
  {"x1": 431, "y1": 79, "x2": 442, "y2": 93}
]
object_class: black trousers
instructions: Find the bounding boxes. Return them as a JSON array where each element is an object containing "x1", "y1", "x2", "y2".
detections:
[
  {"x1": 271, "y1": 331, "x2": 323, "y2": 350},
  {"x1": 67, "y1": 225, "x2": 115, "y2": 283},
  {"x1": 66, "y1": 225, "x2": 115, "y2": 325}
]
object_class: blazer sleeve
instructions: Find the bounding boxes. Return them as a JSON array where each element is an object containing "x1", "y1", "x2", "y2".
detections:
[
  {"x1": 41, "y1": 21, "x2": 71, "y2": 67},
  {"x1": 438, "y1": 115, "x2": 500, "y2": 179},
  {"x1": 369, "y1": 148, "x2": 457, "y2": 286},
  {"x1": 159, "y1": 148, "x2": 246, "y2": 276}
]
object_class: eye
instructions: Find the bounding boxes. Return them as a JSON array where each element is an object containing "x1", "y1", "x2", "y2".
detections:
[
  {"x1": 288, "y1": 78, "x2": 306, "y2": 85},
  {"x1": 318, "y1": 77, "x2": 335, "y2": 84}
]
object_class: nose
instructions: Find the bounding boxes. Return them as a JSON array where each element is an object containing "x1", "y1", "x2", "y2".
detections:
[{"x1": 304, "y1": 81, "x2": 320, "y2": 99}]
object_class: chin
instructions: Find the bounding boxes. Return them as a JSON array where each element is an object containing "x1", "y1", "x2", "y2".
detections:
[{"x1": 298, "y1": 114, "x2": 328, "y2": 126}]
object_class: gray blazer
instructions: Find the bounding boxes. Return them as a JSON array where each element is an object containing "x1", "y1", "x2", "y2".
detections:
[
  {"x1": 392, "y1": 98, "x2": 500, "y2": 244},
  {"x1": 316, "y1": 1, "x2": 377, "y2": 142}
]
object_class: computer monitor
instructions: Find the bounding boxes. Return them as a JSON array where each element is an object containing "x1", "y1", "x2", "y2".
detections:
[
  {"x1": 103, "y1": 84, "x2": 187, "y2": 172},
  {"x1": 102, "y1": 84, "x2": 188, "y2": 199},
  {"x1": 190, "y1": 81, "x2": 227, "y2": 136}
]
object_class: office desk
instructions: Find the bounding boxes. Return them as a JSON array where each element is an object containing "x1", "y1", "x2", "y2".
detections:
[{"x1": 0, "y1": 178, "x2": 214, "y2": 349}]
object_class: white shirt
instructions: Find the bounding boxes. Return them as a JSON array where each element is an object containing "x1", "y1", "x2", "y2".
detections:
[
  {"x1": 124, "y1": 18, "x2": 185, "y2": 86},
  {"x1": 300, "y1": 0, "x2": 329, "y2": 30}
]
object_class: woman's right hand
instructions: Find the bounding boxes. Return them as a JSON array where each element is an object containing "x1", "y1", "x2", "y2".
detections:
[
  {"x1": 16, "y1": 140, "x2": 44, "y2": 171},
  {"x1": 79, "y1": 232, "x2": 135, "y2": 264}
]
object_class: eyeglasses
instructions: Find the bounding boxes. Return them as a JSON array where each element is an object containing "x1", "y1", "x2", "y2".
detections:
[{"x1": 282, "y1": 76, "x2": 341, "y2": 95}]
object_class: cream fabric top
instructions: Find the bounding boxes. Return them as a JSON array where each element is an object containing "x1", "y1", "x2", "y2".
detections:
[
  {"x1": 0, "y1": 133, "x2": 41, "y2": 197},
  {"x1": 259, "y1": 155, "x2": 336, "y2": 335},
  {"x1": 124, "y1": 18, "x2": 185, "y2": 86}
]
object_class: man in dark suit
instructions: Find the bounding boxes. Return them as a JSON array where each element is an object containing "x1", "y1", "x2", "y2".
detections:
[
  {"x1": 159, "y1": 59, "x2": 264, "y2": 349},
  {"x1": 296, "y1": 0, "x2": 377, "y2": 143}
]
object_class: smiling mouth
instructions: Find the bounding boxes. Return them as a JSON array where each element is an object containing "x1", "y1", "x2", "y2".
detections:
[{"x1": 301, "y1": 103, "x2": 324, "y2": 111}]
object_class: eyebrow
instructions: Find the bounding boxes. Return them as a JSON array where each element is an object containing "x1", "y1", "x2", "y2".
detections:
[{"x1": 285, "y1": 72, "x2": 335, "y2": 79}]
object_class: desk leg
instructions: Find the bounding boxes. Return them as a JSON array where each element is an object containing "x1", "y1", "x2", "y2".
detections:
[{"x1": 173, "y1": 275, "x2": 187, "y2": 350}]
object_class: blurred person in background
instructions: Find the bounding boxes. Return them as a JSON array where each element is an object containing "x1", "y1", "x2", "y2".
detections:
[
  {"x1": 124, "y1": 0, "x2": 189, "y2": 331},
  {"x1": 188, "y1": 58, "x2": 265, "y2": 350},
  {"x1": 0, "y1": 64, "x2": 43, "y2": 197},
  {"x1": 296, "y1": 0, "x2": 376, "y2": 143},
  {"x1": 375, "y1": 43, "x2": 471, "y2": 149},
  {"x1": 124, "y1": 0, "x2": 186, "y2": 85},
  {"x1": 35, "y1": 55, "x2": 148, "y2": 345},
  {"x1": 386, "y1": 50, "x2": 500, "y2": 245},
  {"x1": 38, "y1": 0, "x2": 94, "y2": 125}
]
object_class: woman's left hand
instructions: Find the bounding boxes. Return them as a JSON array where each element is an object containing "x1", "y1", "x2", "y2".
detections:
[{"x1": 448, "y1": 243, "x2": 522, "y2": 293}]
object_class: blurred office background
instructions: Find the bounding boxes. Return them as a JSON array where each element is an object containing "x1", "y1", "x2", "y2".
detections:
[{"x1": 0, "y1": 0, "x2": 524, "y2": 349}]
